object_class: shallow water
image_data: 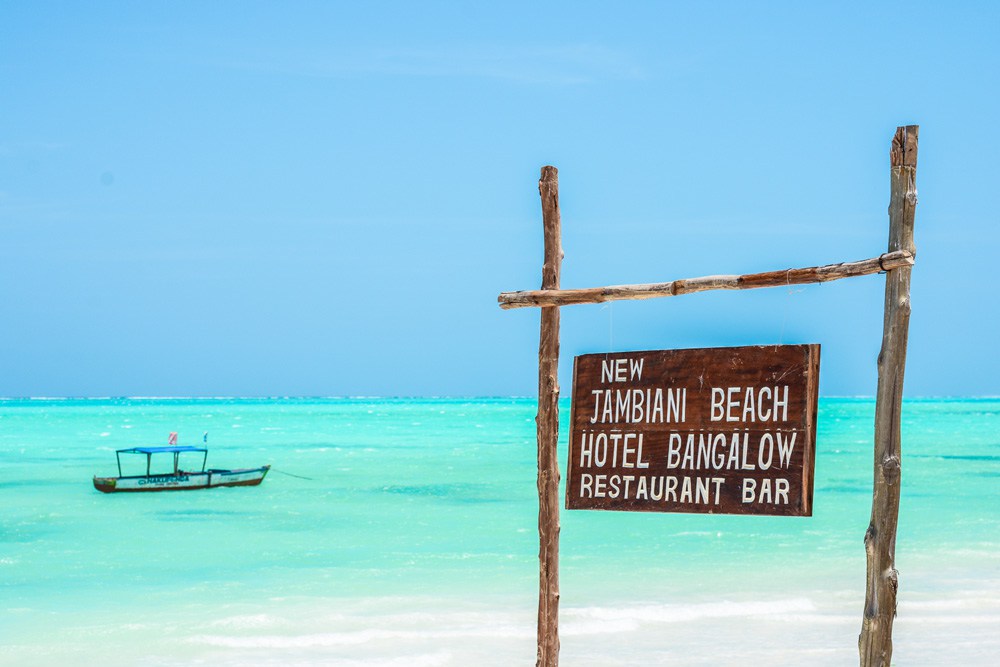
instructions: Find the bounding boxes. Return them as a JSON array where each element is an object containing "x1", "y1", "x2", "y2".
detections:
[{"x1": 1, "y1": 398, "x2": 998, "y2": 665}]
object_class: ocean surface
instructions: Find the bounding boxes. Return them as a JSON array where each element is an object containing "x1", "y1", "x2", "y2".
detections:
[{"x1": 1, "y1": 397, "x2": 998, "y2": 666}]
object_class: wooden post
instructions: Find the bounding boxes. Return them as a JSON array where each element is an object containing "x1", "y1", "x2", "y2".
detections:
[
  {"x1": 535, "y1": 165, "x2": 562, "y2": 667},
  {"x1": 860, "y1": 125, "x2": 918, "y2": 666}
]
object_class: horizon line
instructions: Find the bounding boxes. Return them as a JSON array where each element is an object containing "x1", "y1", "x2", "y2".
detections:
[{"x1": 2, "y1": 394, "x2": 998, "y2": 401}]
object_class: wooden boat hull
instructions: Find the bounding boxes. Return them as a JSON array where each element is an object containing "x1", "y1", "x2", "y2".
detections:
[{"x1": 93, "y1": 465, "x2": 270, "y2": 493}]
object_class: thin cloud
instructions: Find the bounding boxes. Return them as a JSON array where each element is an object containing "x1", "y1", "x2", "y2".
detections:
[
  {"x1": 220, "y1": 43, "x2": 646, "y2": 85},
  {"x1": 0, "y1": 141, "x2": 68, "y2": 156}
]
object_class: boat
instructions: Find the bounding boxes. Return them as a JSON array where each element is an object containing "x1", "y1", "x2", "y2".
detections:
[{"x1": 93, "y1": 442, "x2": 270, "y2": 493}]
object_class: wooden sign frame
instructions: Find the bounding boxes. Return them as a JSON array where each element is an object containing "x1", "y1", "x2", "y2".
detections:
[{"x1": 498, "y1": 125, "x2": 917, "y2": 667}]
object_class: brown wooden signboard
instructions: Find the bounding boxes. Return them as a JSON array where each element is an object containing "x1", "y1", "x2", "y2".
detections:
[{"x1": 566, "y1": 344, "x2": 820, "y2": 516}]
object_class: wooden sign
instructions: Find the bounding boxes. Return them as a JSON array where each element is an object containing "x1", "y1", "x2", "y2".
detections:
[{"x1": 566, "y1": 344, "x2": 820, "y2": 516}]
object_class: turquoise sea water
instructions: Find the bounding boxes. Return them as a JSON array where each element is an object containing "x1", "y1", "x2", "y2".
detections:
[{"x1": 1, "y1": 398, "x2": 998, "y2": 666}]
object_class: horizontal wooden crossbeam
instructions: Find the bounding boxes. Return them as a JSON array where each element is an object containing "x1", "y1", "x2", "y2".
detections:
[{"x1": 498, "y1": 250, "x2": 913, "y2": 310}]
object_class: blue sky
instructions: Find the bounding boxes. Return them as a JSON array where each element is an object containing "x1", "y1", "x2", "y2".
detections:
[{"x1": 2, "y1": 1, "x2": 997, "y2": 397}]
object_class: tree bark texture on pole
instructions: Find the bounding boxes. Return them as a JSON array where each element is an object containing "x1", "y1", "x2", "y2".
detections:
[
  {"x1": 535, "y1": 165, "x2": 562, "y2": 667},
  {"x1": 498, "y1": 251, "x2": 913, "y2": 310},
  {"x1": 860, "y1": 125, "x2": 918, "y2": 667}
]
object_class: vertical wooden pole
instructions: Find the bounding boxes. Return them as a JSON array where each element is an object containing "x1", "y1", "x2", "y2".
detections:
[
  {"x1": 860, "y1": 125, "x2": 918, "y2": 667},
  {"x1": 536, "y1": 165, "x2": 562, "y2": 667}
]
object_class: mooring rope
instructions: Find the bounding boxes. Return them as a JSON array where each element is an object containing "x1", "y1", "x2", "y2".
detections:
[
  {"x1": 270, "y1": 469, "x2": 315, "y2": 481},
  {"x1": 601, "y1": 302, "x2": 614, "y2": 351}
]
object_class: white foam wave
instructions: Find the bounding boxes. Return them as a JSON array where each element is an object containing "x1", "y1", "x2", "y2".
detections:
[
  {"x1": 319, "y1": 652, "x2": 453, "y2": 667},
  {"x1": 901, "y1": 591, "x2": 1000, "y2": 619},
  {"x1": 190, "y1": 599, "x2": 819, "y2": 651},
  {"x1": 564, "y1": 597, "x2": 816, "y2": 631},
  {"x1": 210, "y1": 613, "x2": 291, "y2": 629},
  {"x1": 189, "y1": 622, "x2": 527, "y2": 648}
]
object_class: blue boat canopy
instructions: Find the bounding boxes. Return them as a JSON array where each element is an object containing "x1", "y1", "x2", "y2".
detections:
[{"x1": 118, "y1": 446, "x2": 207, "y2": 455}]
